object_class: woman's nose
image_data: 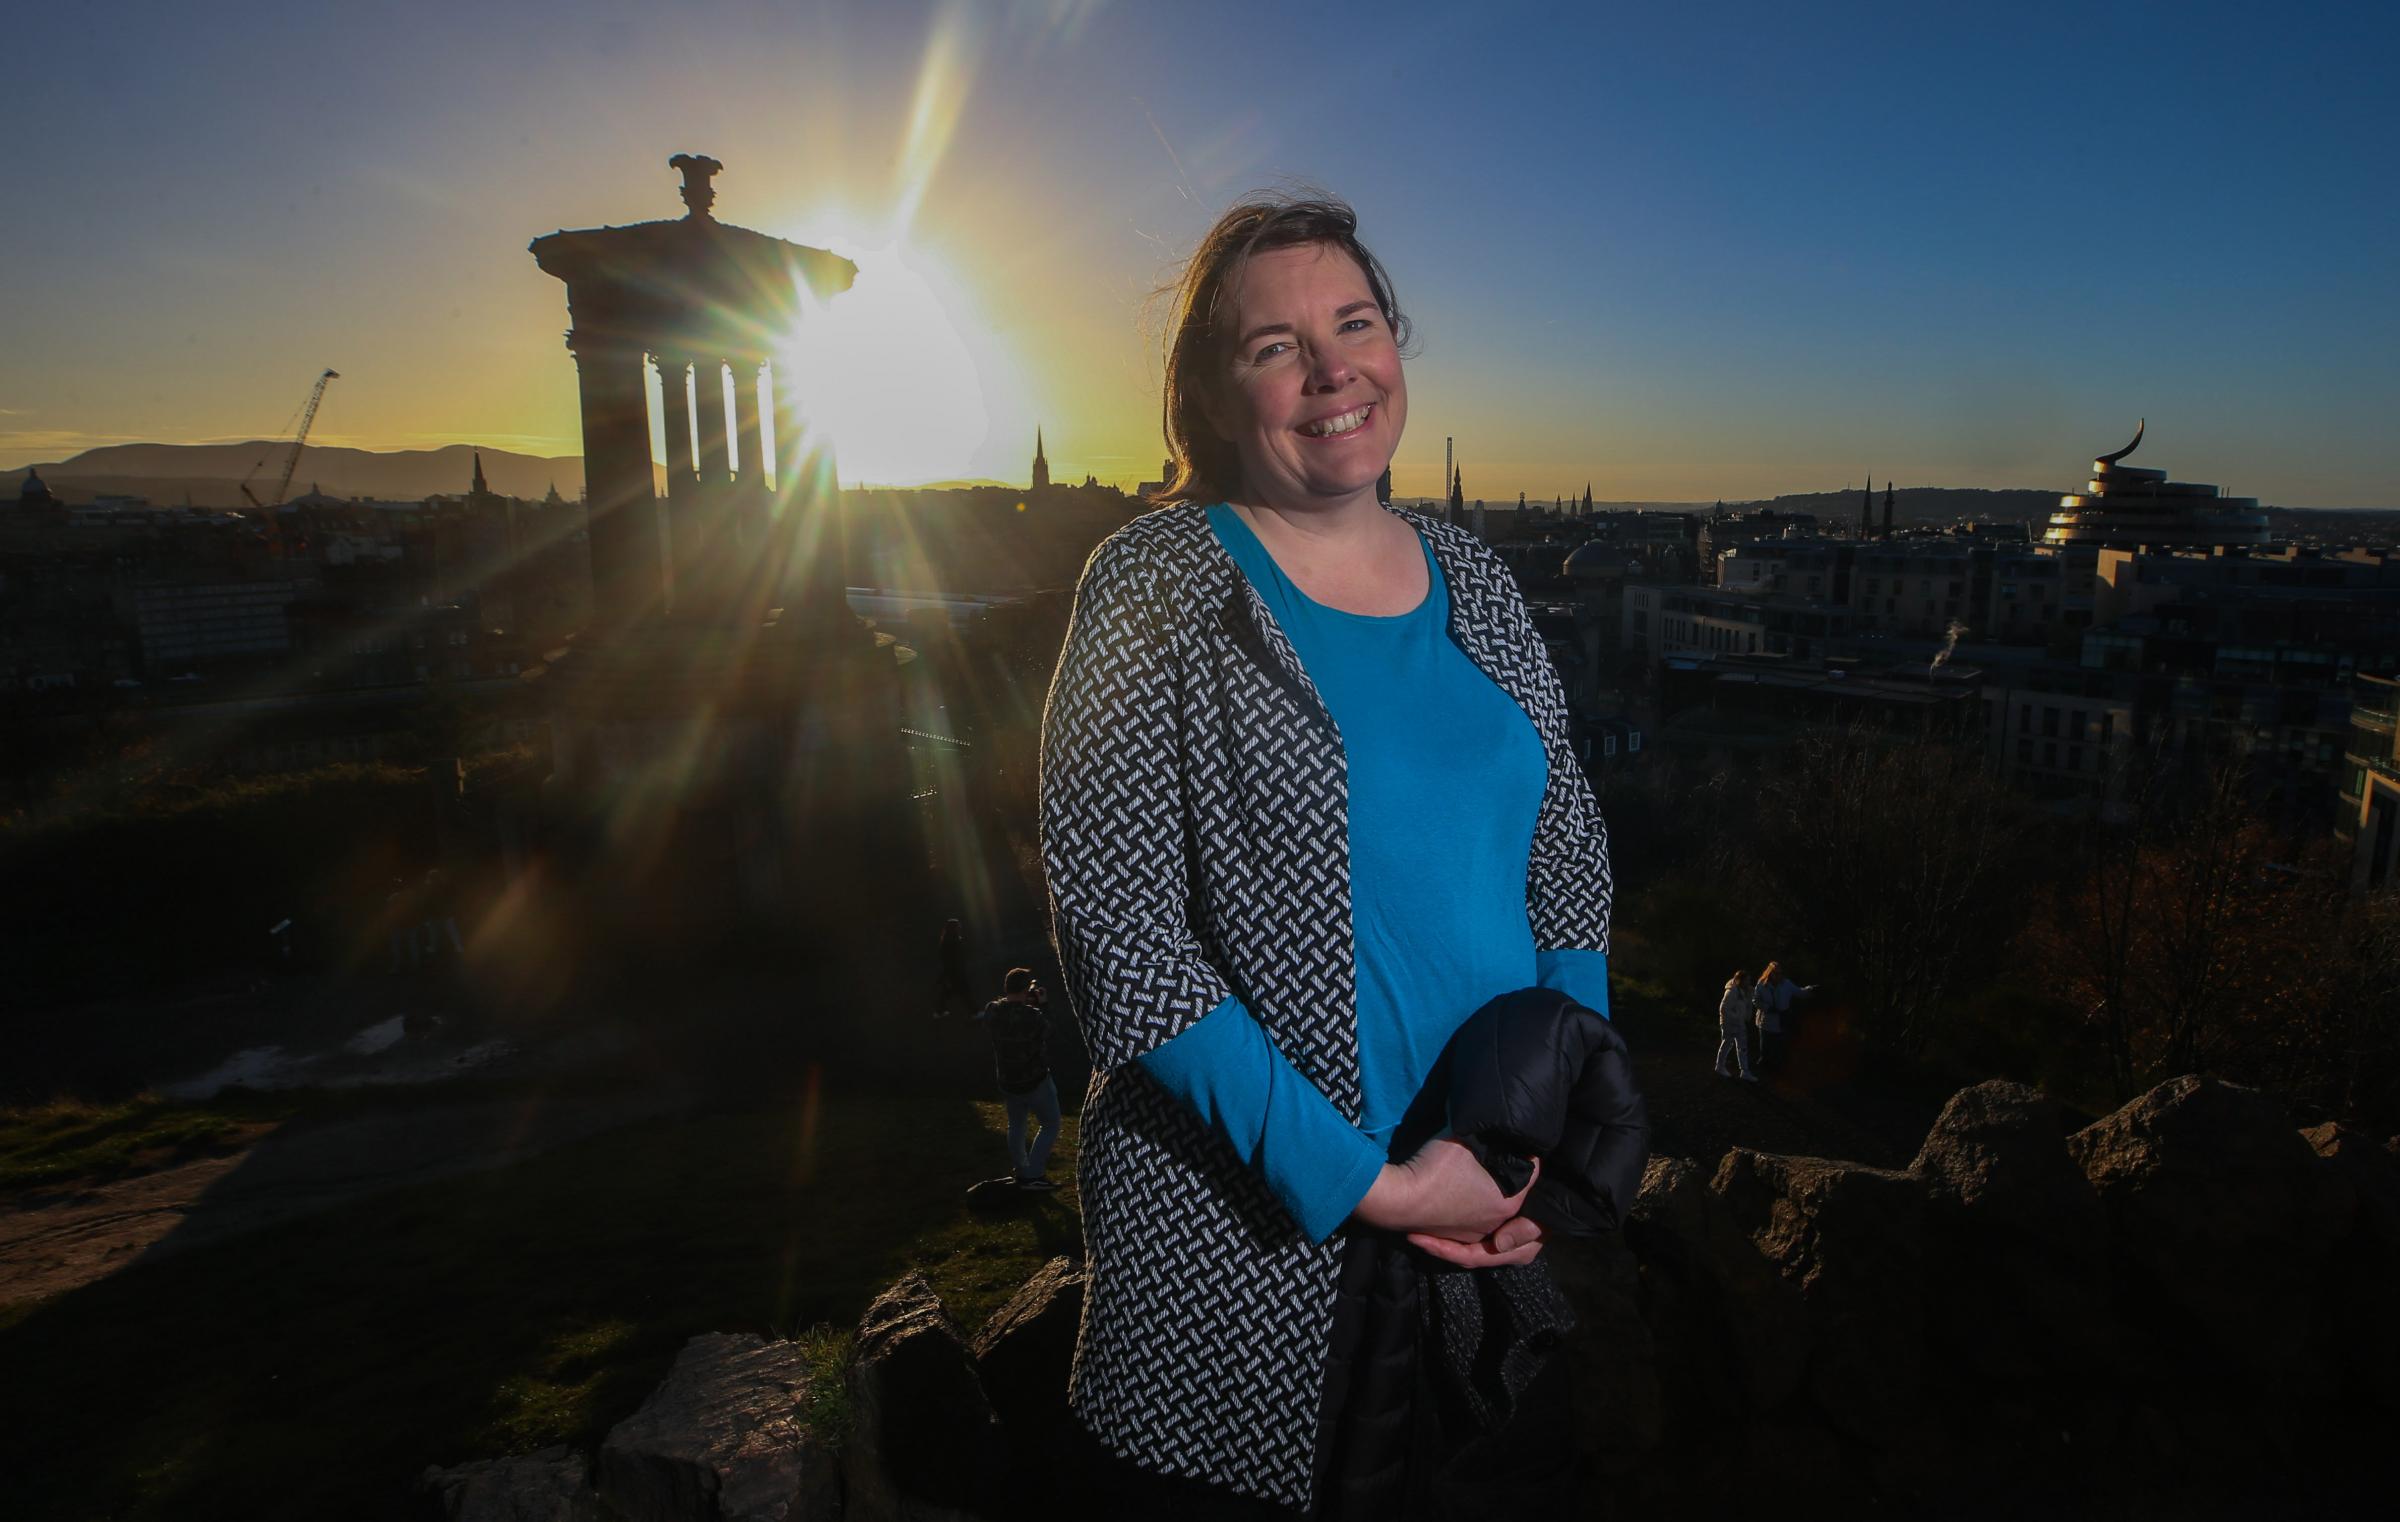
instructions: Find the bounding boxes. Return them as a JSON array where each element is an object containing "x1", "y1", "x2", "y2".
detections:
[{"x1": 1306, "y1": 343, "x2": 1354, "y2": 390}]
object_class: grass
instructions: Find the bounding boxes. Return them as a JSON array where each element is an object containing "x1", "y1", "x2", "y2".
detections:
[
  {"x1": 0, "y1": 1092, "x2": 298, "y2": 1193},
  {"x1": 0, "y1": 1078, "x2": 1080, "y2": 1522}
]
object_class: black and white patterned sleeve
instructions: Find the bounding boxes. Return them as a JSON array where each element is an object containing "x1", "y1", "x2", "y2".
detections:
[
  {"x1": 1038, "y1": 532, "x2": 1237, "y2": 1072},
  {"x1": 1502, "y1": 567, "x2": 1616, "y2": 956}
]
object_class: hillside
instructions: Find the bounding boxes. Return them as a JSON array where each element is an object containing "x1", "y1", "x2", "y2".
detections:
[
  {"x1": 1736, "y1": 485, "x2": 2066, "y2": 526},
  {"x1": 18, "y1": 442, "x2": 585, "y2": 506}
]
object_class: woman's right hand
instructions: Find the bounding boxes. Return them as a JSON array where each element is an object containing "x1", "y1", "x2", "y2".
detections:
[{"x1": 1353, "y1": 1137, "x2": 1535, "y2": 1243}]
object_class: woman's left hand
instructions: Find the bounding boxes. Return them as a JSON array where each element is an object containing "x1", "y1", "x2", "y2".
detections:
[{"x1": 1407, "y1": 1214, "x2": 1547, "y2": 1269}]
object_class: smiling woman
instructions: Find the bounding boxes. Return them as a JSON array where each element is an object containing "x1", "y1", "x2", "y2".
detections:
[
  {"x1": 774, "y1": 244, "x2": 1020, "y2": 487},
  {"x1": 1041, "y1": 192, "x2": 1622, "y2": 1517}
]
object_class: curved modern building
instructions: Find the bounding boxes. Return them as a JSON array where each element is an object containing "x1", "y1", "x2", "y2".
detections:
[{"x1": 2043, "y1": 421, "x2": 2268, "y2": 549}]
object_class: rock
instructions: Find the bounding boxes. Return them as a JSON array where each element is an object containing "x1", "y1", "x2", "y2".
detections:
[
  {"x1": 1911, "y1": 1081, "x2": 2101, "y2": 1248},
  {"x1": 1547, "y1": 1233, "x2": 1663, "y2": 1475},
  {"x1": 2302, "y1": 1121, "x2": 2400, "y2": 1417},
  {"x1": 420, "y1": 1447, "x2": 600, "y2": 1522},
  {"x1": 2068, "y1": 1077, "x2": 2353, "y2": 1376},
  {"x1": 1711, "y1": 1148, "x2": 1927, "y2": 1443},
  {"x1": 597, "y1": 1332, "x2": 839, "y2": 1522},
  {"x1": 1909, "y1": 1081, "x2": 2112, "y2": 1380},
  {"x1": 968, "y1": 1256, "x2": 1085, "y2": 1441},
  {"x1": 1625, "y1": 1155, "x2": 1811, "y2": 1415},
  {"x1": 2302, "y1": 1121, "x2": 2400, "y2": 1250},
  {"x1": 844, "y1": 1274, "x2": 1002, "y2": 1521}
]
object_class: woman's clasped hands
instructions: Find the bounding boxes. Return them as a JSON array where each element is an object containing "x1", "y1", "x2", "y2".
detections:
[{"x1": 1354, "y1": 1136, "x2": 1549, "y2": 1268}]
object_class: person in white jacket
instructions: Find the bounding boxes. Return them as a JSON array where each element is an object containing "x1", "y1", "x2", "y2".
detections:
[{"x1": 1715, "y1": 970, "x2": 1758, "y2": 1081}]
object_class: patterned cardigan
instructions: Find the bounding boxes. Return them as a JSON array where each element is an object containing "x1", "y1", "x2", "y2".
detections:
[{"x1": 1037, "y1": 502, "x2": 1615, "y2": 1508}]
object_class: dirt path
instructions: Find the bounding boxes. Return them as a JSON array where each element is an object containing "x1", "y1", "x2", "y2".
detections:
[{"x1": 0, "y1": 1086, "x2": 676, "y2": 1306}]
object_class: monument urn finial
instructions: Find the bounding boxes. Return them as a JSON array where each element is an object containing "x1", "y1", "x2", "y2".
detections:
[{"x1": 669, "y1": 153, "x2": 725, "y2": 220}]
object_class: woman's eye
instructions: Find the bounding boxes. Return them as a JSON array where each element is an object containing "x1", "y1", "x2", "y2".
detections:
[
  {"x1": 1252, "y1": 341, "x2": 1292, "y2": 361},
  {"x1": 1340, "y1": 317, "x2": 1374, "y2": 333}
]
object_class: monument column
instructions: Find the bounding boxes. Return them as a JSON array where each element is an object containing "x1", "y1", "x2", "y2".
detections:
[
  {"x1": 699, "y1": 359, "x2": 736, "y2": 488},
  {"x1": 735, "y1": 361, "x2": 769, "y2": 552},
  {"x1": 658, "y1": 355, "x2": 699, "y2": 499},
  {"x1": 569, "y1": 339, "x2": 663, "y2": 626}
]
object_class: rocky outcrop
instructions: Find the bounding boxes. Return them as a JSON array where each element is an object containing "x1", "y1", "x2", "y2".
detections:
[
  {"x1": 597, "y1": 1333, "x2": 839, "y2": 1522},
  {"x1": 1911, "y1": 1080, "x2": 2113, "y2": 1382},
  {"x1": 967, "y1": 1255, "x2": 1085, "y2": 1443},
  {"x1": 429, "y1": 1075, "x2": 2396, "y2": 1520},
  {"x1": 2069, "y1": 1075, "x2": 2353, "y2": 1377},
  {"x1": 841, "y1": 1273, "x2": 1002, "y2": 1522},
  {"x1": 1613, "y1": 1075, "x2": 2393, "y2": 1515},
  {"x1": 419, "y1": 1446, "x2": 601, "y2": 1522}
]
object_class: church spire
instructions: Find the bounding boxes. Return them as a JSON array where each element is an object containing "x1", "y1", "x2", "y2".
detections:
[
  {"x1": 1031, "y1": 426, "x2": 1051, "y2": 492},
  {"x1": 471, "y1": 450, "x2": 488, "y2": 495},
  {"x1": 1860, "y1": 476, "x2": 1873, "y2": 540}
]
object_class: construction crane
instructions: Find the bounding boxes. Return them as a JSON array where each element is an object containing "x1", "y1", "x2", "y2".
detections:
[{"x1": 239, "y1": 368, "x2": 340, "y2": 509}]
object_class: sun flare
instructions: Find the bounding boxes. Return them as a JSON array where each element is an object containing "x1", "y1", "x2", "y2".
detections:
[{"x1": 777, "y1": 243, "x2": 1021, "y2": 488}]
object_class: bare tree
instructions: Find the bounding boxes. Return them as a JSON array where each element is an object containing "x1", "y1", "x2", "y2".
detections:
[
  {"x1": 1747, "y1": 727, "x2": 2028, "y2": 1055},
  {"x1": 2045, "y1": 745, "x2": 2342, "y2": 1102}
]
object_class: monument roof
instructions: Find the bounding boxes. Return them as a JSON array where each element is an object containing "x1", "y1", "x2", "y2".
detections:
[{"x1": 530, "y1": 155, "x2": 858, "y2": 361}]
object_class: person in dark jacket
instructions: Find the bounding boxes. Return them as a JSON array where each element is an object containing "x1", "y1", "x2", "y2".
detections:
[
  {"x1": 976, "y1": 968, "x2": 1060, "y2": 1191},
  {"x1": 1751, "y1": 959, "x2": 1814, "y2": 1074}
]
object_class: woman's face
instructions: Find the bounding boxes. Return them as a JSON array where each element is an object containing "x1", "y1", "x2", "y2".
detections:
[{"x1": 1209, "y1": 241, "x2": 1406, "y2": 510}]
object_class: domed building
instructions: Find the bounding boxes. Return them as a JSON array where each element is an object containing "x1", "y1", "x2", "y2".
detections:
[{"x1": 2043, "y1": 422, "x2": 2268, "y2": 550}]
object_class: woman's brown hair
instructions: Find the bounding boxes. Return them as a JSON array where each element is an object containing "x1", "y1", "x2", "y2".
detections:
[{"x1": 1152, "y1": 192, "x2": 1412, "y2": 506}]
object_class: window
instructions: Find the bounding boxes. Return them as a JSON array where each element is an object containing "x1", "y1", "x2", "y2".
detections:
[
  {"x1": 2017, "y1": 737, "x2": 2032, "y2": 763},
  {"x1": 2043, "y1": 706, "x2": 2061, "y2": 738},
  {"x1": 2043, "y1": 741, "x2": 2058, "y2": 768}
]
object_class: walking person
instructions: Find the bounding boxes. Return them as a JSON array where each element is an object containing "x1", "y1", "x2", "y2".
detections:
[
  {"x1": 1714, "y1": 969, "x2": 1758, "y2": 1081},
  {"x1": 976, "y1": 968, "x2": 1061, "y2": 1191},
  {"x1": 1752, "y1": 960, "x2": 1814, "y2": 1074}
]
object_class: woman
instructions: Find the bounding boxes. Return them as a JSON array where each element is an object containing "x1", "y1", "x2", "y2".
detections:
[
  {"x1": 1039, "y1": 195, "x2": 1615, "y2": 1515},
  {"x1": 1715, "y1": 969, "x2": 1758, "y2": 1081}
]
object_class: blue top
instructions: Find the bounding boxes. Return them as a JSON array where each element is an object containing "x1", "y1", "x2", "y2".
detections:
[{"x1": 1135, "y1": 504, "x2": 1611, "y2": 1242}]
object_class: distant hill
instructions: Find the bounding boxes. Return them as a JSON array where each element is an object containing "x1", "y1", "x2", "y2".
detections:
[
  {"x1": 1732, "y1": 486, "x2": 2066, "y2": 526},
  {"x1": 16, "y1": 442, "x2": 586, "y2": 507}
]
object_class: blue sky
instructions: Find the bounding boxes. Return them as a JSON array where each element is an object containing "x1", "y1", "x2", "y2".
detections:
[{"x1": 3, "y1": 0, "x2": 2393, "y2": 505}]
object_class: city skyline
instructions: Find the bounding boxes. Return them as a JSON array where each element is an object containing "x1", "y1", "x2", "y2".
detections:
[{"x1": 5, "y1": 0, "x2": 2396, "y2": 507}]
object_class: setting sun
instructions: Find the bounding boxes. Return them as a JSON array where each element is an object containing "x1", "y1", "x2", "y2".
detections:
[{"x1": 776, "y1": 242, "x2": 1027, "y2": 487}]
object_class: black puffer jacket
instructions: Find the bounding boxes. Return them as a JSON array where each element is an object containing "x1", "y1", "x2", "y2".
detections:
[
  {"x1": 1443, "y1": 985, "x2": 1651, "y2": 1238},
  {"x1": 1421, "y1": 986, "x2": 1649, "y2": 1444},
  {"x1": 1322, "y1": 985, "x2": 1649, "y2": 1517}
]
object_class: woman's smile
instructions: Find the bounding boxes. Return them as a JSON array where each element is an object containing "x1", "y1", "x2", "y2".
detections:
[
  {"x1": 1217, "y1": 241, "x2": 1407, "y2": 510},
  {"x1": 1299, "y1": 402, "x2": 1375, "y2": 439}
]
